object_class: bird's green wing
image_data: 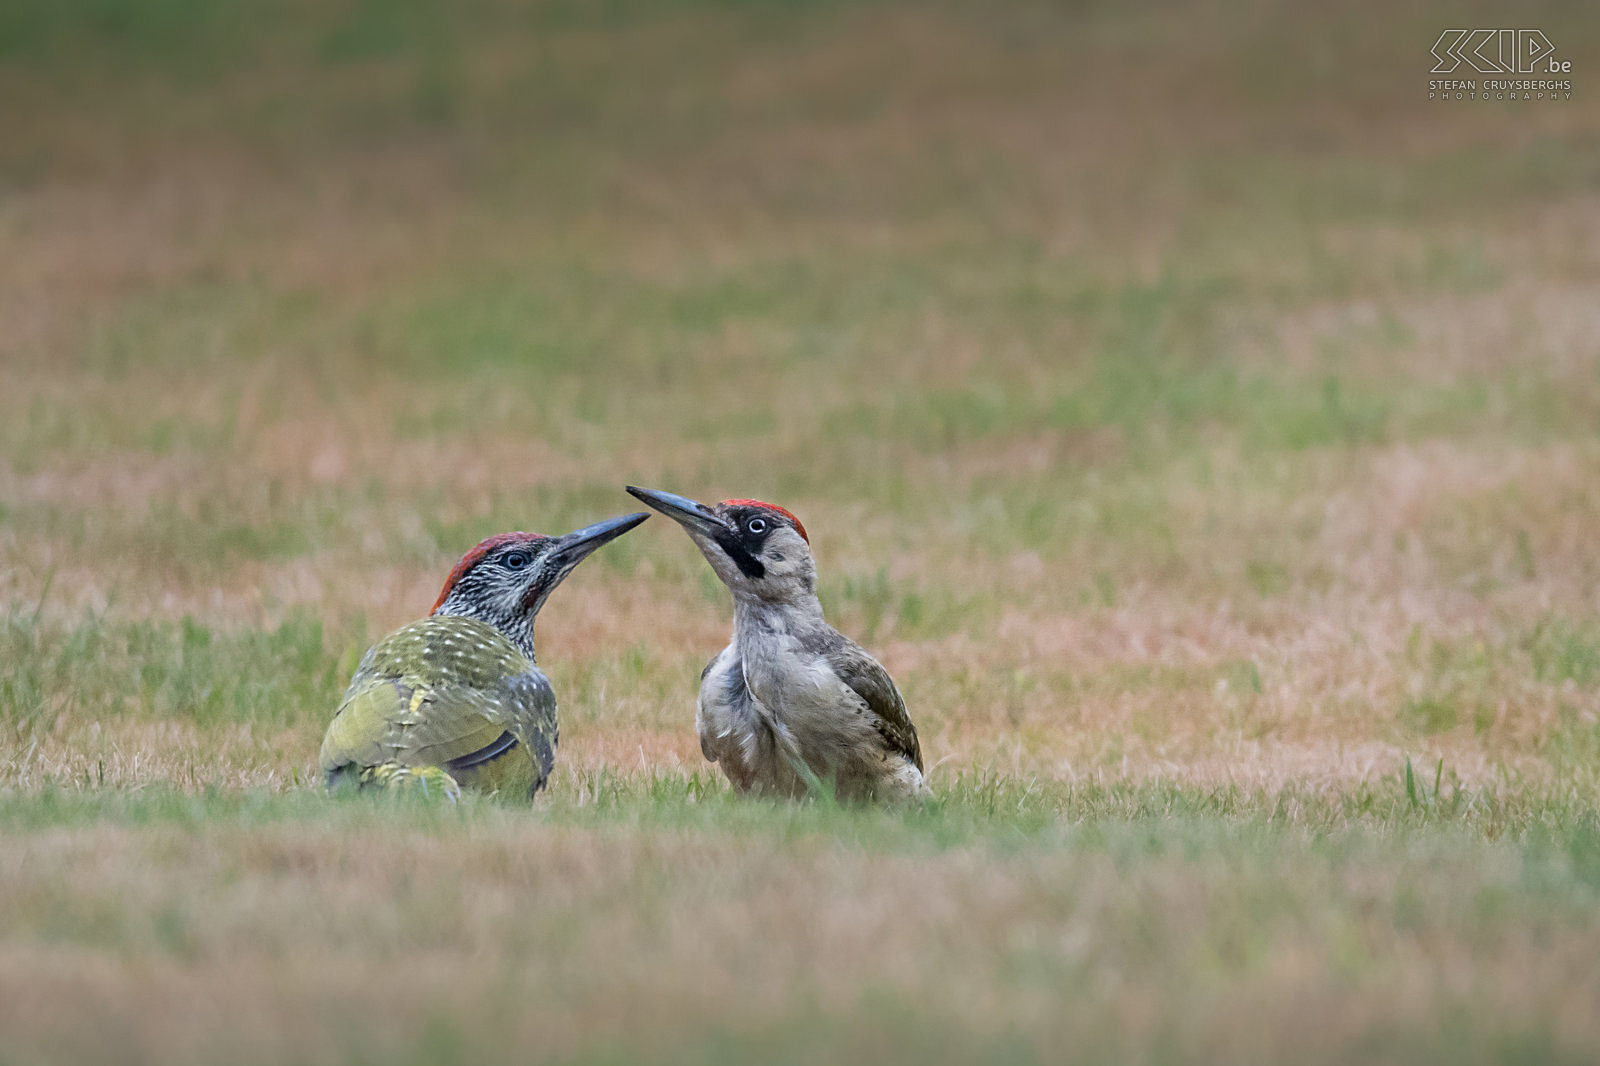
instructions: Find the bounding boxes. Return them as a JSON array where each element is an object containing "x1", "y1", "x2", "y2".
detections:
[
  {"x1": 483, "y1": 669, "x2": 558, "y2": 784},
  {"x1": 319, "y1": 676, "x2": 518, "y2": 771},
  {"x1": 319, "y1": 617, "x2": 558, "y2": 793},
  {"x1": 825, "y1": 643, "x2": 923, "y2": 771}
]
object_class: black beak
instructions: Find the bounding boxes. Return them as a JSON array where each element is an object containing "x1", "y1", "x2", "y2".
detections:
[
  {"x1": 548, "y1": 511, "x2": 650, "y2": 572},
  {"x1": 624, "y1": 486, "x2": 729, "y2": 539}
]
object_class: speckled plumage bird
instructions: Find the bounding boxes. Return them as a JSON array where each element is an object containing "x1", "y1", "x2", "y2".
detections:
[
  {"x1": 625, "y1": 487, "x2": 928, "y2": 803},
  {"x1": 319, "y1": 513, "x2": 648, "y2": 799}
]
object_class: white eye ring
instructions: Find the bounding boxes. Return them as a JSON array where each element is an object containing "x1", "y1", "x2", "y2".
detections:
[{"x1": 747, "y1": 517, "x2": 767, "y2": 534}]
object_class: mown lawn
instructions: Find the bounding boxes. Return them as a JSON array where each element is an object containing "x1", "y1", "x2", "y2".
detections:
[
  {"x1": 5, "y1": 778, "x2": 1600, "y2": 1065},
  {"x1": 2, "y1": 0, "x2": 1599, "y2": 1062}
]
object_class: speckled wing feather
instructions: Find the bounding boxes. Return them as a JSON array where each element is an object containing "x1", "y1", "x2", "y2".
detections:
[
  {"x1": 825, "y1": 641, "x2": 923, "y2": 771},
  {"x1": 319, "y1": 616, "x2": 558, "y2": 797}
]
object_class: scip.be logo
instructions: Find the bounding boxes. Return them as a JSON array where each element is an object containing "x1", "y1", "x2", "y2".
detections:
[{"x1": 1430, "y1": 30, "x2": 1570, "y2": 74}]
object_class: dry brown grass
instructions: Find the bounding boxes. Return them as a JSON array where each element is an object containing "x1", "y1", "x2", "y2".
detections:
[
  {"x1": 4, "y1": 0, "x2": 1600, "y2": 1062},
  {"x1": 3, "y1": 796, "x2": 1600, "y2": 1066}
]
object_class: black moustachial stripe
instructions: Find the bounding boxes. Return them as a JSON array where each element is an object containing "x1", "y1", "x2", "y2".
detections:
[
  {"x1": 447, "y1": 730, "x2": 520, "y2": 771},
  {"x1": 714, "y1": 530, "x2": 766, "y2": 579}
]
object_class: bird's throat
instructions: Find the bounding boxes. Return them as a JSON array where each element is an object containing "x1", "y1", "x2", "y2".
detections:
[{"x1": 731, "y1": 592, "x2": 825, "y2": 644}]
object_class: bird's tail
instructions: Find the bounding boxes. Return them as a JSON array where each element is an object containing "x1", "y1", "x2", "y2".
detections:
[{"x1": 329, "y1": 762, "x2": 462, "y2": 801}]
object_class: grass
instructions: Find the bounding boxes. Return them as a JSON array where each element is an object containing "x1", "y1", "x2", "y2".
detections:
[
  {"x1": 4, "y1": 778, "x2": 1600, "y2": 1065},
  {"x1": 2, "y1": 0, "x2": 1600, "y2": 1061}
]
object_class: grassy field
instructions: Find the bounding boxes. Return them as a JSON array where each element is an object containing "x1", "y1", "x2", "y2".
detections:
[{"x1": 3, "y1": 0, "x2": 1600, "y2": 1062}]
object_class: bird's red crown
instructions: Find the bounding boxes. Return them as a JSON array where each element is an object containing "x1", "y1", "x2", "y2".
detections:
[
  {"x1": 430, "y1": 531, "x2": 547, "y2": 614},
  {"x1": 720, "y1": 499, "x2": 808, "y2": 543}
]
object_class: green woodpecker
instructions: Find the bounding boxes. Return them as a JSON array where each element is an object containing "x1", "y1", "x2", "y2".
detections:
[
  {"x1": 625, "y1": 487, "x2": 928, "y2": 803},
  {"x1": 319, "y1": 513, "x2": 648, "y2": 799}
]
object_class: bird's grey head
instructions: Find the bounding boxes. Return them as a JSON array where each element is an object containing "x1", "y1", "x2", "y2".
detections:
[
  {"x1": 430, "y1": 514, "x2": 648, "y2": 655},
  {"x1": 625, "y1": 487, "x2": 816, "y2": 604}
]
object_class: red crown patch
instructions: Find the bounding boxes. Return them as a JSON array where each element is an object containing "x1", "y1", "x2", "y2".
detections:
[
  {"x1": 431, "y1": 532, "x2": 546, "y2": 613},
  {"x1": 719, "y1": 499, "x2": 808, "y2": 543}
]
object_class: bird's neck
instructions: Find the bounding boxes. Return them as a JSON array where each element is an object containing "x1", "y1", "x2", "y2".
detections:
[
  {"x1": 434, "y1": 603, "x2": 539, "y2": 664},
  {"x1": 731, "y1": 590, "x2": 826, "y2": 648},
  {"x1": 504, "y1": 623, "x2": 538, "y2": 664}
]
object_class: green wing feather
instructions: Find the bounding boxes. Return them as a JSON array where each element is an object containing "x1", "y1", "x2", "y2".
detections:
[{"x1": 319, "y1": 616, "x2": 558, "y2": 797}]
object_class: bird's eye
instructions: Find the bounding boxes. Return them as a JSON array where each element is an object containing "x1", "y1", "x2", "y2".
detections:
[
  {"x1": 503, "y1": 551, "x2": 532, "y2": 570},
  {"x1": 746, "y1": 517, "x2": 767, "y2": 535}
]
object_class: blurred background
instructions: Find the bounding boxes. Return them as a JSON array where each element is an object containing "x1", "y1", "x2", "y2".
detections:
[
  {"x1": 3, "y1": 0, "x2": 1599, "y2": 786},
  {"x1": 3, "y1": 2, "x2": 1600, "y2": 1063}
]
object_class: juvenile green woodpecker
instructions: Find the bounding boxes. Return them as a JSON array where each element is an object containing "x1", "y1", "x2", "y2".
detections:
[
  {"x1": 625, "y1": 487, "x2": 927, "y2": 803},
  {"x1": 320, "y1": 512, "x2": 648, "y2": 799}
]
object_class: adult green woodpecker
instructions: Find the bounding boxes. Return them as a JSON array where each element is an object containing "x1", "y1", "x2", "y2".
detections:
[
  {"x1": 319, "y1": 512, "x2": 648, "y2": 799},
  {"x1": 625, "y1": 487, "x2": 928, "y2": 803}
]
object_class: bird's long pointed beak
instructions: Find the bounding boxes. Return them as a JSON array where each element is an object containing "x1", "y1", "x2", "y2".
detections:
[
  {"x1": 624, "y1": 486, "x2": 728, "y2": 538},
  {"x1": 549, "y1": 511, "x2": 650, "y2": 570}
]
